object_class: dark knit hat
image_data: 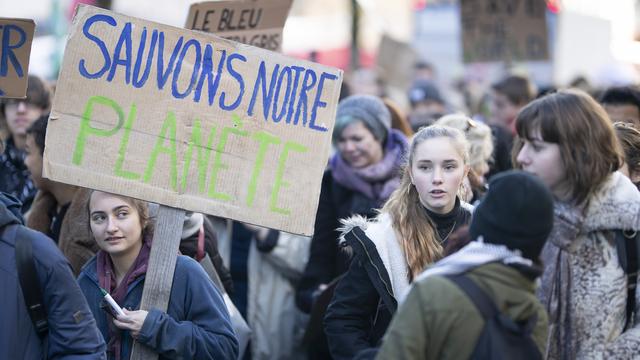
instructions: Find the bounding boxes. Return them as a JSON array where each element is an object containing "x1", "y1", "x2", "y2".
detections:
[
  {"x1": 469, "y1": 170, "x2": 554, "y2": 261},
  {"x1": 333, "y1": 95, "x2": 391, "y2": 144}
]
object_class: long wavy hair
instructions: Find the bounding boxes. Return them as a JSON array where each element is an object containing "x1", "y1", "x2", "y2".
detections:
[{"x1": 382, "y1": 125, "x2": 469, "y2": 281}]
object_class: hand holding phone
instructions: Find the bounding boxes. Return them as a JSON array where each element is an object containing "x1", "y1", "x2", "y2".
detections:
[
  {"x1": 113, "y1": 309, "x2": 149, "y2": 339},
  {"x1": 100, "y1": 288, "x2": 126, "y2": 317}
]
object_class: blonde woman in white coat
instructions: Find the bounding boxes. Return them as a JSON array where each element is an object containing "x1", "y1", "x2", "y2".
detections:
[{"x1": 324, "y1": 125, "x2": 474, "y2": 359}]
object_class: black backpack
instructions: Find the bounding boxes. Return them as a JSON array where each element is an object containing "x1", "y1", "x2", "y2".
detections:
[
  {"x1": 445, "y1": 273, "x2": 542, "y2": 360},
  {"x1": 615, "y1": 229, "x2": 640, "y2": 331},
  {"x1": 3, "y1": 224, "x2": 49, "y2": 338}
]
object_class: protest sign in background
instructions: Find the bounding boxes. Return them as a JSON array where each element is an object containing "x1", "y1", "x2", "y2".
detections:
[
  {"x1": 376, "y1": 34, "x2": 418, "y2": 91},
  {"x1": 185, "y1": 0, "x2": 293, "y2": 52},
  {"x1": 0, "y1": 18, "x2": 35, "y2": 98},
  {"x1": 460, "y1": 0, "x2": 549, "y2": 63},
  {"x1": 44, "y1": 5, "x2": 342, "y2": 236}
]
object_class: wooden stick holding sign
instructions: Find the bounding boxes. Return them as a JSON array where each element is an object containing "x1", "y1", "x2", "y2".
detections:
[
  {"x1": 130, "y1": 206, "x2": 185, "y2": 360},
  {"x1": 45, "y1": 5, "x2": 342, "y2": 360},
  {"x1": 0, "y1": 18, "x2": 35, "y2": 98}
]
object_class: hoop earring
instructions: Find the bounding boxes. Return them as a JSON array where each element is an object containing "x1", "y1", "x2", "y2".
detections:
[{"x1": 458, "y1": 181, "x2": 471, "y2": 202}]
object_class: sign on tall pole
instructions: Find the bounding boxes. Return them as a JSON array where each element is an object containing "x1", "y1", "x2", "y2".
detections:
[{"x1": 44, "y1": 5, "x2": 343, "y2": 236}]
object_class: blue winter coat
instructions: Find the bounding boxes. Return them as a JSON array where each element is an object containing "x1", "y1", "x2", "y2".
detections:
[
  {"x1": 0, "y1": 192, "x2": 106, "y2": 359},
  {"x1": 78, "y1": 253, "x2": 239, "y2": 360}
]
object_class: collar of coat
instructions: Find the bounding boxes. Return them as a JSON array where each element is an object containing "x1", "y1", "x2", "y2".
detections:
[
  {"x1": 339, "y1": 213, "x2": 404, "y2": 301},
  {"x1": 551, "y1": 172, "x2": 640, "y2": 249}
]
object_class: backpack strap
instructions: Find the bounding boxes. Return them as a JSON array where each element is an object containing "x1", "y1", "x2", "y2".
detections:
[
  {"x1": 15, "y1": 227, "x2": 49, "y2": 338},
  {"x1": 4, "y1": 225, "x2": 49, "y2": 338},
  {"x1": 445, "y1": 273, "x2": 498, "y2": 320},
  {"x1": 615, "y1": 229, "x2": 639, "y2": 331}
]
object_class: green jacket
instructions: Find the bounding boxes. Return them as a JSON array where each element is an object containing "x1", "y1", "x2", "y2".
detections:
[{"x1": 376, "y1": 262, "x2": 548, "y2": 360}]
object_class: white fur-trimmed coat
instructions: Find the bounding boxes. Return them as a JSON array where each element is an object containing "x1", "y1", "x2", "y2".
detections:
[
  {"x1": 538, "y1": 172, "x2": 640, "y2": 359},
  {"x1": 339, "y1": 213, "x2": 410, "y2": 300}
]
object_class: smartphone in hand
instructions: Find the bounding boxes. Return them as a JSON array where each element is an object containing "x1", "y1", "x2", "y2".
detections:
[
  {"x1": 100, "y1": 298, "x2": 119, "y2": 318},
  {"x1": 99, "y1": 288, "x2": 126, "y2": 317}
]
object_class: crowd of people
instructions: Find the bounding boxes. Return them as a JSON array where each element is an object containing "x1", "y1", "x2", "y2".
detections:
[{"x1": 1, "y1": 62, "x2": 640, "y2": 360}]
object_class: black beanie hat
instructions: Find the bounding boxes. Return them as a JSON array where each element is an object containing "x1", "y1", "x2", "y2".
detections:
[{"x1": 469, "y1": 170, "x2": 554, "y2": 261}]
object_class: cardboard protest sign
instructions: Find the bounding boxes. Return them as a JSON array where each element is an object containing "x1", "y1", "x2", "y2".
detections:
[
  {"x1": 44, "y1": 5, "x2": 343, "y2": 236},
  {"x1": 185, "y1": 0, "x2": 293, "y2": 52},
  {"x1": 376, "y1": 34, "x2": 417, "y2": 90},
  {"x1": 0, "y1": 18, "x2": 35, "y2": 98},
  {"x1": 460, "y1": 0, "x2": 549, "y2": 63}
]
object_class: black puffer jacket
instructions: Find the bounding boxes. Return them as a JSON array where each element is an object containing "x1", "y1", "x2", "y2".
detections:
[
  {"x1": 296, "y1": 169, "x2": 386, "y2": 360},
  {"x1": 296, "y1": 170, "x2": 384, "y2": 314},
  {"x1": 324, "y1": 200, "x2": 473, "y2": 360},
  {"x1": 324, "y1": 225, "x2": 396, "y2": 360}
]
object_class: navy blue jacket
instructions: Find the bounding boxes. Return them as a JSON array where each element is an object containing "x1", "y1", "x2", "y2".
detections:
[
  {"x1": 0, "y1": 192, "x2": 106, "y2": 359},
  {"x1": 78, "y1": 253, "x2": 239, "y2": 360}
]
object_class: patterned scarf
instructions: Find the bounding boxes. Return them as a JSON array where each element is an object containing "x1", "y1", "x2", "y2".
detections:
[{"x1": 536, "y1": 199, "x2": 584, "y2": 359}]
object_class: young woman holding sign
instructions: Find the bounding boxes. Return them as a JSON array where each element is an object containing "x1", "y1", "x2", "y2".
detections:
[
  {"x1": 77, "y1": 191, "x2": 238, "y2": 360},
  {"x1": 323, "y1": 125, "x2": 473, "y2": 359}
]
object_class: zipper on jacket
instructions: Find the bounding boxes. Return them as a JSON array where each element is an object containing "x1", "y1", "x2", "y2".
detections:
[{"x1": 352, "y1": 230, "x2": 395, "y2": 300}]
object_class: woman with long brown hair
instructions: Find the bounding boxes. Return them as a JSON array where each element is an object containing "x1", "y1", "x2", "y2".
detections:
[
  {"x1": 323, "y1": 125, "x2": 473, "y2": 359},
  {"x1": 514, "y1": 89, "x2": 640, "y2": 358}
]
